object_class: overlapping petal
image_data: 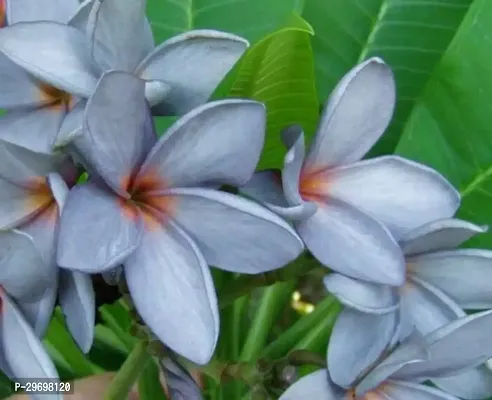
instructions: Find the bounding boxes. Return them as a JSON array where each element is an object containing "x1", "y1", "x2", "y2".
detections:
[
  {"x1": 327, "y1": 308, "x2": 398, "y2": 388},
  {"x1": 17, "y1": 283, "x2": 57, "y2": 337},
  {"x1": 0, "y1": 22, "x2": 97, "y2": 97},
  {"x1": 79, "y1": 71, "x2": 155, "y2": 196},
  {"x1": 162, "y1": 187, "x2": 303, "y2": 273},
  {"x1": 411, "y1": 249, "x2": 492, "y2": 309},
  {"x1": 125, "y1": 220, "x2": 219, "y2": 365},
  {"x1": 296, "y1": 198, "x2": 405, "y2": 285},
  {"x1": 329, "y1": 156, "x2": 460, "y2": 238},
  {"x1": 57, "y1": 182, "x2": 143, "y2": 273},
  {"x1": 139, "y1": 99, "x2": 266, "y2": 188},
  {"x1": 0, "y1": 290, "x2": 60, "y2": 400},
  {"x1": 279, "y1": 369, "x2": 342, "y2": 400},
  {"x1": 7, "y1": 0, "x2": 80, "y2": 24},
  {"x1": 136, "y1": 30, "x2": 248, "y2": 115},
  {"x1": 383, "y1": 381, "x2": 459, "y2": 399}
]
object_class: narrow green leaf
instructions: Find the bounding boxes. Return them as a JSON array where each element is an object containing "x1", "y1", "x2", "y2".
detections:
[
  {"x1": 261, "y1": 296, "x2": 337, "y2": 359},
  {"x1": 239, "y1": 282, "x2": 296, "y2": 362},
  {"x1": 302, "y1": 0, "x2": 473, "y2": 154},
  {"x1": 138, "y1": 358, "x2": 168, "y2": 400},
  {"x1": 396, "y1": 0, "x2": 492, "y2": 248},
  {"x1": 292, "y1": 301, "x2": 342, "y2": 354}
]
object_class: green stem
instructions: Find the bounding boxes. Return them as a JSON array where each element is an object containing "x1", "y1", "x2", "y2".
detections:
[
  {"x1": 104, "y1": 340, "x2": 151, "y2": 400},
  {"x1": 261, "y1": 295, "x2": 337, "y2": 359},
  {"x1": 240, "y1": 281, "x2": 296, "y2": 362},
  {"x1": 218, "y1": 257, "x2": 322, "y2": 309}
]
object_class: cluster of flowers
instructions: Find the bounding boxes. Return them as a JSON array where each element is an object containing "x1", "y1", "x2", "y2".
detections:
[{"x1": 1, "y1": 0, "x2": 492, "y2": 399}]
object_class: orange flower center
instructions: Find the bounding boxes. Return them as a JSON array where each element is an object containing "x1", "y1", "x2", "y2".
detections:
[
  {"x1": 298, "y1": 167, "x2": 329, "y2": 203},
  {"x1": 38, "y1": 83, "x2": 73, "y2": 111},
  {"x1": 119, "y1": 169, "x2": 177, "y2": 231},
  {"x1": 0, "y1": 0, "x2": 6, "y2": 27},
  {"x1": 25, "y1": 177, "x2": 55, "y2": 214},
  {"x1": 346, "y1": 386, "x2": 387, "y2": 400}
]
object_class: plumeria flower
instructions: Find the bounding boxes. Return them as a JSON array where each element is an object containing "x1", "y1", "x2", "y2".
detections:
[
  {"x1": 0, "y1": 0, "x2": 89, "y2": 154},
  {"x1": 0, "y1": 233, "x2": 61, "y2": 400},
  {"x1": 0, "y1": 0, "x2": 249, "y2": 148},
  {"x1": 280, "y1": 310, "x2": 492, "y2": 400},
  {"x1": 324, "y1": 218, "x2": 492, "y2": 399},
  {"x1": 241, "y1": 57, "x2": 460, "y2": 286},
  {"x1": 56, "y1": 71, "x2": 304, "y2": 365},
  {"x1": 0, "y1": 140, "x2": 95, "y2": 352}
]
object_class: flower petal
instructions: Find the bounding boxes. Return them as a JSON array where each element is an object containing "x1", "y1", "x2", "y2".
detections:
[
  {"x1": 323, "y1": 273, "x2": 399, "y2": 314},
  {"x1": 78, "y1": 71, "x2": 156, "y2": 196},
  {"x1": 393, "y1": 310, "x2": 492, "y2": 381},
  {"x1": 0, "y1": 106, "x2": 65, "y2": 154},
  {"x1": 0, "y1": 230, "x2": 47, "y2": 302},
  {"x1": 0, "y1": 290, "x2": 60, "y2": 395},
  {"x1": 58, "y1": 270, "x2": 95, "y2": 353},
  {"x1": 281, "y1": 126, "x2": 305, "y2": 205},
  {"x1": 57, "y1": 182, "x2": 143, "y2": 273},
  {"x1": 0, "y1": 54, "x2": 42, "y2": 108},
  {"x1": 55, "y1": 100, "x2": 86, "y2": 148},
  {"x1": 400, "y1": 218, "x2": 487, "y2": 256},
  {"x1": 433, "y1": 368, "x2": 492, "y2": 400},
  {"x1": 7, "y1": 0, "x2": 79, "y2": 23},
  {"x1": 329, "y1": 156, "x2": 460, "y2": 239},
  {"x1": 161, "y1": 187, "x2": 304, "y2": 273},
  {"x1": 327, "y1": 308, "x2": 398, "y2": 388},
  {"x1": 305, "y1": 57, "x2": 395, "y2": 169},
  {"x1": 411, "y1": 249, "x2": 492, "y2": 310},
  {"x1": 139, "y1": 99, "x2": 266, "y2": 188},
  {"x1": 136, "y1": 30, "x2": 248, "y2": 115},
  {"x1": 403, "y1": 276, "x2": 465, "y2": 337},
  {"x1": 160, "y1": 356, "x2": 204, "y2": 400},
  {"x1": 355, "y1": 330, "x2": 430, "y2": 395},
  {"x1": 296, "y1": 199, "x2": 405, "y2": 285},
  {"x1": 88, "y1": 0, "x2": 152, "y2": 72},
  {"x1": 0, "y1": 21, "x2": 97, "y2": 97},
  {"x1": 16, "y1": 282, "x2": 58, "y2": 337},
  {"x1": 383, "y1": 381, "x2": 459, "y2": 400},
  {"x1": 279, "y1": 369, "x2": 342, "y2": 400},
  {"x1": 125, "y1": 220, "x2": 219, "y2": 365}
]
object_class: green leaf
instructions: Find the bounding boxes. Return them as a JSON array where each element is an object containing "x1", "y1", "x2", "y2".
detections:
[
  {"x1": 301, "y1": 0, "x2": 473, "y2": 154},
  {"x1": 147, "y1": 0, "x2": 303, "y2": 44},
  {"x1": 138, "y1": 358, "x2": 168, "y2": 400},
  {"x1": 43, "y1": 309, "x2": 102, "y2": 377},
  {"x1": 228, "y1": 24, "x2": 319, "y2": 169},
  {"x1": 396, "y1": 0, "x2": 492, "y2": 249}
]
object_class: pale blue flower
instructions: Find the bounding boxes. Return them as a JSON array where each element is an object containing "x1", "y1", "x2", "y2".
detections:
[
  {"x1": 56, "y1": 71, "x2": 304, "y2": 365},
  {"x1": 325, "y1": 218, "x2": 492, "y2": 399},
  {"x1": 0, "y1": 141, "x2": 95, "y2": 353},
  {"x1": 280, "y1": 310, "x2": 492, "y2": 399},
  {"x1": 0, "y1": 0, "x2": 87, "y2": 154},
  {"x1": 0, "y1": 0, "x2": 249, "y2": 149},
  {"x1": 241, "y1": 57, "x2": 460, "y2": 286}
]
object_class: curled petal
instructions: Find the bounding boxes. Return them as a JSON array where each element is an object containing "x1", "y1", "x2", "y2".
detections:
[
  {"x1": 136, "y1": 30, "x2": 248, "y2": 115},
  {"x1": 323, "y1": 274, "x2": 399, "y2": 314}
]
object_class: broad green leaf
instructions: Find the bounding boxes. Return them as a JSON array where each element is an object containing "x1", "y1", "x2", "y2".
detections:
[
  {"x1": 396, "y1": 0, "x2": 492, "y2": 249},
  {"x1": 228, "y1": 24, "x2": 319, "y2": 168},
  {"x1": 301, "y1": 0, "x2": 473, "y2": 154},
  {"x1": 147, "y1": 0, "x2": 302, "y2": 44}
]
